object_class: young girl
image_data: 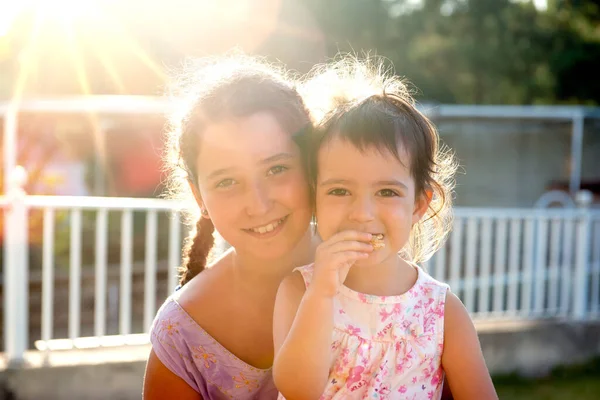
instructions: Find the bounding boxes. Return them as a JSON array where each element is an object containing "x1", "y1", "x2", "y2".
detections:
[
  {"x1": 143, "y1": 54, "x2": 318, "y2": 399},
  {"x1": 273, "y1": 58, "x2": 498, "y2": 400}
]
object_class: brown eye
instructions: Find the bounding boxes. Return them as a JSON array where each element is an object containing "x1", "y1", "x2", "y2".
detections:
[
  {"x1": 328, "y1": 188, "x2": 349, "y2": 196},
  {"x1": 267, "y1": 165, "x2": 289, "y2": 176},
  {"x1": 216, "y1": 178, "x2": 236, "y2": 188},
  {"x1": 378, "y1": 189, "x2": 399, "y2": 197}
]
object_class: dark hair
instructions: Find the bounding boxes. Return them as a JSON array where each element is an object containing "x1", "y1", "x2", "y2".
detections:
[
  {"x1": 302, "y1": 56, "x2": 457, "y2": 263},
  {"x1": 164, "y1": 54, "x2": 310, "y2": 286}
]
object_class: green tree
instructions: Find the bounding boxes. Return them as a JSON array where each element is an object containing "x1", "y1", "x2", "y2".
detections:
[{"x1": 546, "y1": 0, "x2": 600, "y2": 104}]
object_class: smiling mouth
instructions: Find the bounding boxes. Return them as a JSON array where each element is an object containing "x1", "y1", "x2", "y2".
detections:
[
  {"x1": 244, "y1": 216, "x2": 288, "y2": 234},
  {"x1": 370, "y1": 233, "x2": 385, "y2": 250}
]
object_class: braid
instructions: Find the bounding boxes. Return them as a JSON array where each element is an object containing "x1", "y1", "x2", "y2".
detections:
[{"x1": 179, "y1": 217, "x2": 215, "y2": 286}]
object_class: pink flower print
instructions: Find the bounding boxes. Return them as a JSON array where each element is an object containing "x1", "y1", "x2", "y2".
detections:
[
  {"x1": 423, "y1": 312, "x2": 438, "y2": 333},
  {"x1": 414, "y1": 300, "x2": 423, "y2": 310},
  {"x1": 398, "y1": 385, "x2": 407, "y2": 394},
  {"x1": 396, "y1": 347, "x2": 415, "y2": 374},
  {"x1": 331, "y1": 340, "x2": 341, "y2": 352},
  {"x1": 432, "y1": 302, "x2": 445, "y2": 318},
  {"x1": 379, "y1": 304, "x2": 402, "y2": 322},
  {"x1": 413, "y1": 332, "x2": 433, "y2": 350},
  {"x1": 394, "y1": 339, "x2": 405, "y2": 353},
  {"x1": 377, "y1": 360, "x2": 390, "y2": 380},
  {"x1": 345, "y1": 366, "x2": 365, "y2": 388},
  {"x1": 428, "y1": 390, "x2": 435, "y2": 399},
  {"x1": 380, "y1": 307, "x2": 394, "y2": 322},
  {"x1": 377, "y1": 322, "x2": 393, "y2": 340},
  {"x1": 357, "y1": 293, "x2": 369, "y2": 303},
  {"x1": 341, "y1": 347, "x2": 350, "y2": 359},
  {"x1": 232, "y1": 372, "x2": 259, "y2": 392},
  {"x1": 412, "y1": 376, "x2": 418, "y2": 384},
  {"x1": 333, "y1": 361, "x2": 346, "y2": 375},
  {"x1": 410, "y1": 323, "x2": 423, "y2": 337},
  {"x1": 192, "y1": 345, "x2": 217, "y2": 369},
  {"x1": 421, "y1": 364, "x2": 434, "y2": 381},
  {"x1": 339, "y1": 308, "x2": 346, "y2": 314},
  {"x1": 160, "y1": 319, "x2": 179, "y2": 335},
  {"x1": 431, "y1": 367, "x2": 443, "y2": 386},
  {"x1": 421, "y1": 285, "x2": 433, "y2": 296},
  {"x1": 378, "y1": 385, "x2": 391, "y2": 396},
  {"x1": 347, "y1": 325, "x2": 361, "y2": 336}
]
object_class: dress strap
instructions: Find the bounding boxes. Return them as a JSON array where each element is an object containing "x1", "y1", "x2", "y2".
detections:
[{"x1": 291, "y1": 263, "x2": 315, "y2": 289}]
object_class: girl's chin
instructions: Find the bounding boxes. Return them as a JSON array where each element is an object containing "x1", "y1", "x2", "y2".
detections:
[{"x1": 354, "y1": 250, "x2": 400, "y2": 267}]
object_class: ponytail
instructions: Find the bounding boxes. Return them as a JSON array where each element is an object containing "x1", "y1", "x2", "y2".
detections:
[{"x1": 179, "y1": 217, "x2": 215, "y2": 286}]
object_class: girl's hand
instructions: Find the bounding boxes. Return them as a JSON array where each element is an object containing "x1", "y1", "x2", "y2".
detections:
[{"x1": 310, "y1": 230, "x2": 373, "y2": 298}]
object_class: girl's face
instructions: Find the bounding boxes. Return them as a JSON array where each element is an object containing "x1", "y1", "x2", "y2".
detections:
[
  {"x1": 315, "y1": 137, "x2": 428, "y2": 265},
  {"x1": 194, "y1": 112, "x2": 312, "y2": 260}
]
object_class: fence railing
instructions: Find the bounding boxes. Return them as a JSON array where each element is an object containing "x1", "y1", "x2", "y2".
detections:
[
  {"x1": 425, "y1": 203, "x2": 600, "y2": 321},
  {"x1": 2, "y1": 186, "x2": 599, "y2": 366}
]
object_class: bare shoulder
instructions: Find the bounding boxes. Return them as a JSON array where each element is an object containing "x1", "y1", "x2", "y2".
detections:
[
  {"x1": 175, "y1": 255, "x2": 235, "y2": 333},
  {"x1": 444, "y1": 291, "x2": 471, "y2": 327},
  {"x1": 177, "y1": 255, "x2": 232, "y2": 309},
  {"x1": 278, "y1": 271, "x2": 307, "y2": 298},
  {"x1": 443, "y1": 291, "x2": 479, "y2": 346},
  {"x1": 274, "y1": 271, "x2": 307, "y2": 316}
]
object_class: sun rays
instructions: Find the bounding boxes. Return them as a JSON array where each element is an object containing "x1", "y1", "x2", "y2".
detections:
[{"x1": 4, "y1": 0, "x2": 166, "y2": 101}]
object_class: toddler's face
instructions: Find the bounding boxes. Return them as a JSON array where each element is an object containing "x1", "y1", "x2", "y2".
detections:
[{"x1": 315, "y1": 137, "x2": 428, "y2": 266}]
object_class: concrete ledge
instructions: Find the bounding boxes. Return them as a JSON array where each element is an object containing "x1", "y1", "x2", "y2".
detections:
[
  {"x1": 0, "y1": 344, "x2": 150, "y2": 400},
  {"x1": 477, "y1": 319, "x2": 600, "y2": 377}
]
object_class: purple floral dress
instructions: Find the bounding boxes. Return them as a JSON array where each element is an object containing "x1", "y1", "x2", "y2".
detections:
[{"x1": 150, "y1": 297, "x2": 278, "y2": 399}]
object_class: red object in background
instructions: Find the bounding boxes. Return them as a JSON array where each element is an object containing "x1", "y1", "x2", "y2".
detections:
[
  {"x1": 117, "y1": 147, "x2": 163, "y2": 195},
  {"x1": 110, "y1": 125, "x2": 164, "y2": 197}
]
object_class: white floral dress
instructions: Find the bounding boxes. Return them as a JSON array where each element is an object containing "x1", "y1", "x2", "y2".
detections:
[{"x1": 279, "y1": 264, "x2": 449, "y2": 400}]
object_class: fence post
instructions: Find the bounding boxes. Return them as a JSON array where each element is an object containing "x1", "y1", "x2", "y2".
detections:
[
  {"x1": 573, "y1": 190, "x2": 592, "y2": 320},
  {"x1": 4, "y1": 166, "x2": 29, "y2": 366}
]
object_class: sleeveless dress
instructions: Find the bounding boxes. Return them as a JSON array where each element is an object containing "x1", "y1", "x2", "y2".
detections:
[
  {"x1": 279, "y1": 264, "x2": 449, "y2": 400},
  {"x1": 150, "y1": 296, "x2": 278, "y2": 399}
]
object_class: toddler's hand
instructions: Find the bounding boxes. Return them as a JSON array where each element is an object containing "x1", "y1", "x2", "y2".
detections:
[{"x1": 310, "y1": 230, "x2": 373, "y2": 298}]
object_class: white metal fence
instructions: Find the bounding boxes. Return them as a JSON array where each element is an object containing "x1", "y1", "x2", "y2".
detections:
[
  {"x1": 2, "y1": 186, "x2": 188, "y2": 364},
  {"x1": 426, "y1": 205, "x2": 600, "y2": 321},
  {"x1": 2, "y1": 99, "x2": 599, "y2": 368},
  {"x1": 2, "y1": 184, "x2": 599, "y2": 366}
]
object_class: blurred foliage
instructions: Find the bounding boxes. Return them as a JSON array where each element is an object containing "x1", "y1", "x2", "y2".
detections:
[
  {"x1": 302, "y1": 0, "x2": 600, "y2": 105},
  {"x1": 0, "y1": 1, "x2": 599, "y2": 103}
]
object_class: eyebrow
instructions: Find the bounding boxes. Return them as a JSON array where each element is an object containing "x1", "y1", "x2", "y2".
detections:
[
  {"x1": 260, "y1": 152, "x2": 295, "y2": 165},
  {"x1": 319, "y1": 178, "x2": 408, "y2": 190},
  {"x1": 205, "y1": 152, "x2": 295, "y2": 180}
]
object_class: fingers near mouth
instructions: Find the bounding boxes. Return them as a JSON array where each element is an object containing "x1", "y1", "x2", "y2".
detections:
[{"x1": 370, "y1": 233, "x2": 385, "y2": 250}]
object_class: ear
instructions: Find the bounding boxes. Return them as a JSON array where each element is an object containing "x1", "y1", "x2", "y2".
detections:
[
  {"x1": 187, "y1": 179, "x2": 210, "y2": 219},
  {"x1": 412, "y1": 189, "x2": 433, "y2": 225}
]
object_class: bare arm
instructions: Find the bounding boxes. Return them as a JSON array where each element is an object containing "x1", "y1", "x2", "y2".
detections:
[
  {"x1": 273, "y1": 273, "x2": 334, "y2": 400},
  {"x1": 273, "y1": 230, "x2": 373, "y2": 400},
  {"x1": 143, "y1": 349, "x2": 203, "y2": 400},
  {"x1": 442, "y1": 292, "x2": 498, "y2": 400}
]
